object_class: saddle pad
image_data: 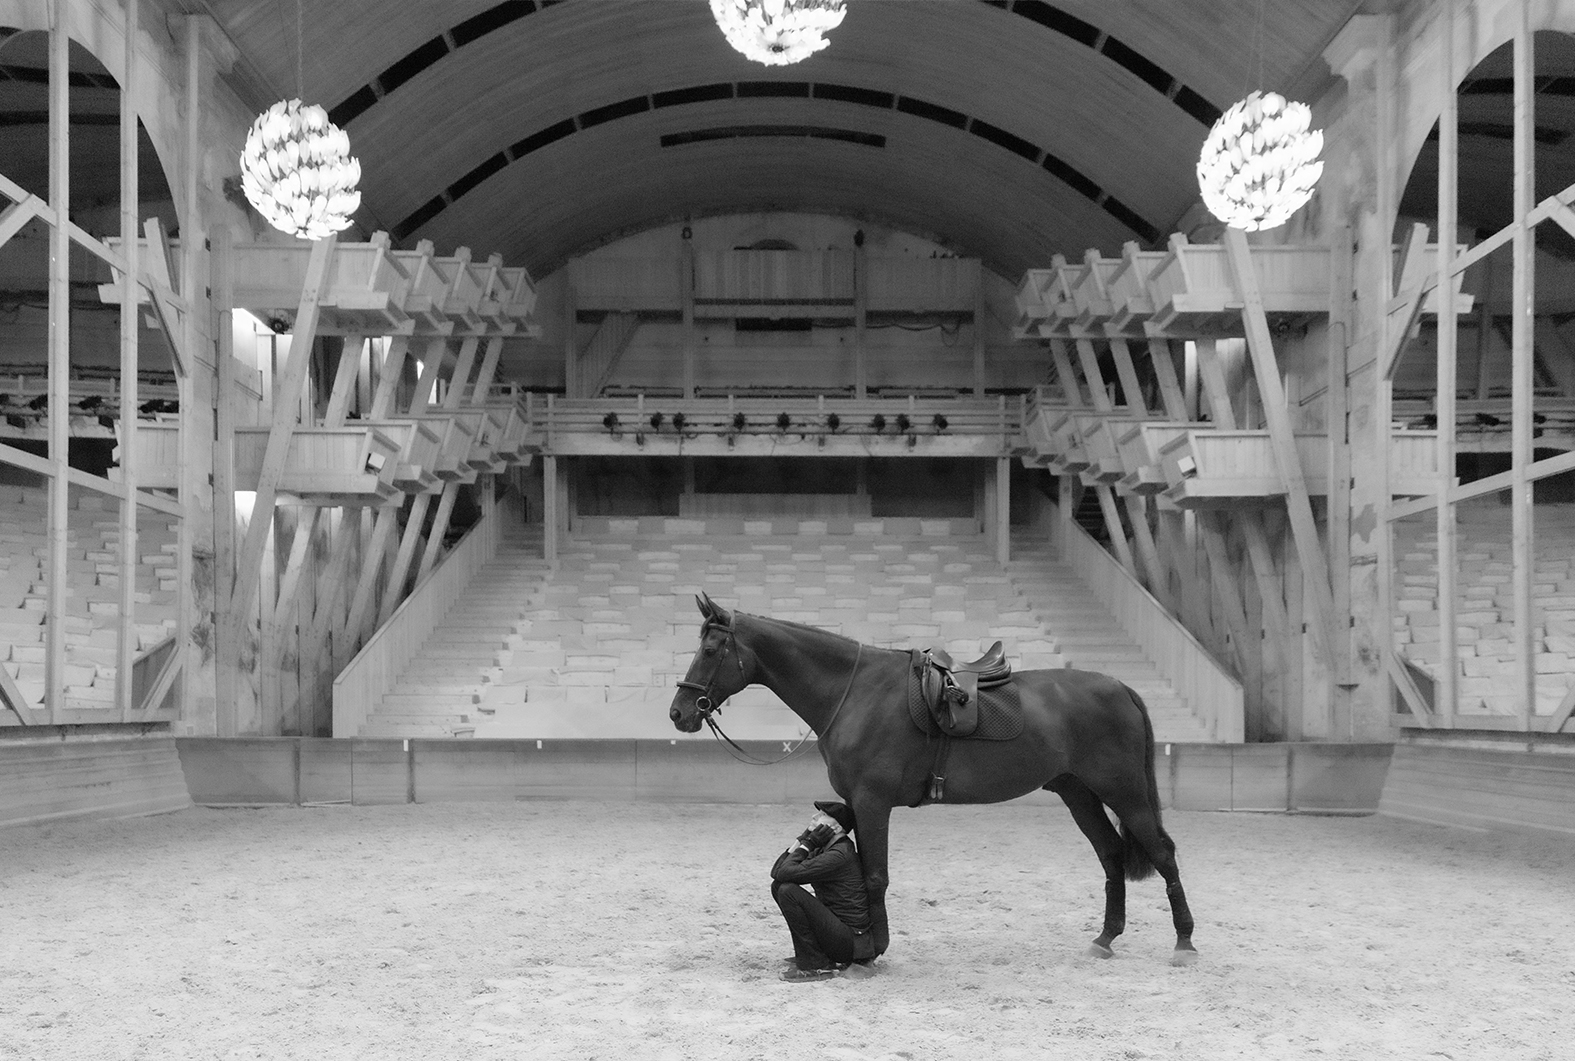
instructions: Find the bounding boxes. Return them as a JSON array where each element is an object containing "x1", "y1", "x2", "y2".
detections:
[{"x1": 907, "y1": 666, "x2": 1025, "y2": 742}]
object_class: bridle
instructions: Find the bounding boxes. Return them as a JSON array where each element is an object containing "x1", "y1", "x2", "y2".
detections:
[
  {"x1": 674, "y1": 617, "x2": 747, "y2": 724},
  {"x1": 674, "y1": 614, "x2": 862, "y2": 766}
]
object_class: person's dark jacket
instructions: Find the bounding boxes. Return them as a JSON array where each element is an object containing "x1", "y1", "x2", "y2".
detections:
[{"x1": 770, "y1": 836, "x2": 871, "y2": 932}]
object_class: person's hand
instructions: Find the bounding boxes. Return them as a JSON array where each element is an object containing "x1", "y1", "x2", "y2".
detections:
[{"x1": 805, "y1": 823, "x2": 835, "y2": 849}]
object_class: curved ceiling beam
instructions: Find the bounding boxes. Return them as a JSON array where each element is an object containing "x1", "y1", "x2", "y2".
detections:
[
  {"x1": 326, "y1": 0, "x2": 1217, "y2": 131},
  {"x1": 387, "y1": 80, "x2": 1162, "y2": 247}
]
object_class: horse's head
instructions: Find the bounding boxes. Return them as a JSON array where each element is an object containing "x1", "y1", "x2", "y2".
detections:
[{"x1": 670, "y1": 592, "x2": 752, "y2": 733}]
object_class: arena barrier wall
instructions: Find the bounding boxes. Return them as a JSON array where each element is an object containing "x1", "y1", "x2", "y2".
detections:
[
  {"x1": 1378, "y1": 729, "x2": 1575, "y2": 838},
  {"x1": 174, "y1": 738, "x2": 1395, "y2": 812},
  {"x1": 0, "y1": 725, "x2": 192, "y2": 829}
]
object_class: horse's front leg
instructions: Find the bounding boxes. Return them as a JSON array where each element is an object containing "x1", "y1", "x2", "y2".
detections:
[{"x1": 850, "y1": 797, "x2": 893, "y2": 957}]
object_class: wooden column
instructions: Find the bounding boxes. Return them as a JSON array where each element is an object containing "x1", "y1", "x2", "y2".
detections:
[
  {"x1": 1511, "y1": 12, "x2": 1535, "y2": 731},
  {"x1": 1225, "y1": 229, "x2": 1338, "y2": 673},
  {"x1": 543, "y1": 455, "x2": 559, "y2": 566},
  {"x1": 681, "y1": 239, "x2": 696, "y2": 397},
  {"x1": 1327, "y1": 221, "x2": 1355, "y2": 705},
  {"x1": 1049, "y1": 341, "x2": 1083, "y2": 405},
  {"x1": 1147, "y1": 339, "x2": 1187, "y2": 420},
  {"x1": 994, "y1": 457, "x2": 1010, "y2": 564},
  {"x1": 44, "y1": 0, "x2": 69, "y2": 723},
  {"x1": 973, "y1": 268, "x2": 987, "y2": 397},
  {"x1": 1435, "y1": 4, "x2": 1460, "y2": 729},
  {"x1": 1107, "y1": 337, "x2": 1148, "y2": 415},
  {"x1": 854, "y1": 242, "x2": 868, "y2": 398},
  {"x1": 1193, "y1": 339, "x2": 1238, "y2": 428},
  {"x1": 115, "y1": 0, "x2": 140, "y2": 719}
]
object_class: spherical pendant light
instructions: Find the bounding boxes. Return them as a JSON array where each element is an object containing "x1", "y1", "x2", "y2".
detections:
[
  {"x1": 239, "y1": 99, "x2": 362, "y2": 241},
  {"x1": 1196, "y1": 91, "x2": 1324, "y2": 232},
  {"x1": 710, "y1": 0, "x2": 847, "y2": 66}
]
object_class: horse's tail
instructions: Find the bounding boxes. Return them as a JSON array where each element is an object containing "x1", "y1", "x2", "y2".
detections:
[{"x1": 1120, "y1": 684, "x2": 1175, "y2": 883}]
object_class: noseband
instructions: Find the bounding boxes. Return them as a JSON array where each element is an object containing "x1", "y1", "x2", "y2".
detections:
[{"x1": 674, "y1": 618, "x2": 746, "y2": 721}]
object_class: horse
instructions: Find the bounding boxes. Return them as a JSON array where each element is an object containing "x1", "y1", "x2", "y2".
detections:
[{"x1": 669, "y1": 592, "x2": 1198, "y2": 966}]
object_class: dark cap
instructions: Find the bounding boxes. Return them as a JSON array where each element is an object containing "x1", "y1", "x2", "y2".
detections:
[{"x1": 813, "y1": 800, "x2": 856, "y2": 835}]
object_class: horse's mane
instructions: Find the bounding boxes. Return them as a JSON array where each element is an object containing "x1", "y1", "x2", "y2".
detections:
[{"x1": 734, "y1": 610, "x2": 904, "y2": 656}]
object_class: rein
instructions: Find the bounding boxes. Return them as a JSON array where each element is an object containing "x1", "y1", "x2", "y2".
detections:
[{"x1": 677, "y1": 618, "x2": 862, "y2": 767}]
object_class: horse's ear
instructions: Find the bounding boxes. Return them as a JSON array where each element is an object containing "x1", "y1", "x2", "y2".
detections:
[{"x1": 695, "y1": 593, "x2": 712, "y2": 619}]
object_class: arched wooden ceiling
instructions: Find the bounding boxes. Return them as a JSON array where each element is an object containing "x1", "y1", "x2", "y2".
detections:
[{"x1": 196, "y1": 0, "x2": 1363, "y2": 278}]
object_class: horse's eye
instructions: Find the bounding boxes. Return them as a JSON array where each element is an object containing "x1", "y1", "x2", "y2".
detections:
[{"x1": 703, "y1": 645, "x2": 716, "y2": 656}]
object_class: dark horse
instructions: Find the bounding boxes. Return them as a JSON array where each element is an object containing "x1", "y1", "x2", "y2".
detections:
[{"x1": 669, "y1": 593, "x2": 1198, "y2": 965}]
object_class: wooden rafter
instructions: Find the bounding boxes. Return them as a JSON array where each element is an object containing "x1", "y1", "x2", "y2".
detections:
[
  {"x1": 1146, "y1": 339, "x2": 1188, "y2": 419},
  {"x1": 1049, "y1": 340, "x2": 1084, "y2": 406},
  {"x1": 1106, "y1": 337, "x2": 1148, "y2": 416}
]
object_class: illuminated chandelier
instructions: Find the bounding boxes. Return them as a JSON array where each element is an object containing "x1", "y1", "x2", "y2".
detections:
[
  {"x1": 710, "y1": 0, "x2": 848, "y2": 66},
  {"x1": 239, "y1": 99, "x2": 362, "y2": 241},
  {"x1": 1196, "y1": 91, "x2": 1324, "y2": 231}
]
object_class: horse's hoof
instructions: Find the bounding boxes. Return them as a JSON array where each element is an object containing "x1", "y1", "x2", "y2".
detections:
[
  {"x1": 1170, "y1": 945, "x2": 1199, "y2": 967},
  {"x1": 1087, "y1": 942, "x2": 1114, "y2": 960}
]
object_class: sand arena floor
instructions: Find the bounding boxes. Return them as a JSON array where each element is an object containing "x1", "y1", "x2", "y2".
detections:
[{"x1": 1, "y1": 799, "x2": 1571, "y2": 1061}]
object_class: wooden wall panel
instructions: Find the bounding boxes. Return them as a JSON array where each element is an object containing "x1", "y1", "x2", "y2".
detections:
[{"x1": 0, "y1": 732, "x2": 190, "y2": 828}]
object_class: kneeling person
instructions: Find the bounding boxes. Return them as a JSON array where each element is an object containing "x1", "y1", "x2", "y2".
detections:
[{"x1": 770, "y1": 800, "x2": 875, "y2": 982}]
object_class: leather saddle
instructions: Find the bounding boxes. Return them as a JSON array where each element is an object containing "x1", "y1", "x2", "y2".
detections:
[{"x1": 920, "y1": 641, "x2": 1012, "y2": 737}]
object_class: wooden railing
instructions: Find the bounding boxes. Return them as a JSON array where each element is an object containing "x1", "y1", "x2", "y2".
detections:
[
  {"x1": 332, "y1": 500, "x2": 500, "y2": 737},
  {"x1": 1059, "y1": 517, "x2": 1244, "y2": 742}
]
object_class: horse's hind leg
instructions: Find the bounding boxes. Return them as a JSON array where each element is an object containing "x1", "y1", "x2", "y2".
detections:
[
  {"x1": 1046, "y1": 775, "x2": 1126, "y2": 958},
  {"x1": 1102, "y1": 791, "x2": 1197, "y2": 966}
]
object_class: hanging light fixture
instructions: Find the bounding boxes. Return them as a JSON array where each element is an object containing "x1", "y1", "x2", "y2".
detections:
[
  {"x1": 237, "y1": 0, "x2": 361, "y2": 241},
  {"x1": 709, "y1": 0, "x2": 847, "y2": 66},
  {"x1": 1196, "y1": 90, "x2": 1324, "y2": 232},
  {"x1": 239, "y1": 99, "x2": 362, "y2": 241}
]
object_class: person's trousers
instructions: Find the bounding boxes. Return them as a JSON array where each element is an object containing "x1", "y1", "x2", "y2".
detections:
[{"x1": 772, "y1": 881, "x2": 857, "y2": 970}]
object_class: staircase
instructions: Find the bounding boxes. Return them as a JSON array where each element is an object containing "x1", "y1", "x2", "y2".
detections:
[
  {"x1": 350, "y1": 514, "x2": 1212, "y2": 743},
  {"x1": 1, "y1": 487, "x2": 179, "y2": 717},
  {"x1": 356, "y1": 525, "x2": 549, "y2": 737}
]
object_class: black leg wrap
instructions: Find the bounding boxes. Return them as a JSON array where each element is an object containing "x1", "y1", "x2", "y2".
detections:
[
  {"x1": 1104, "y1": 878, "x2": 1126, "y2": 937},
  {"x1": 1166, "y1": 880, "x2": 1194, "y2": 939}
]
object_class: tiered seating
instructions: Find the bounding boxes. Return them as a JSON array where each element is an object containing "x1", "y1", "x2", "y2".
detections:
[
  {"x1": 350, "y1": 518, "x2": 1212, "y2": 743},
  {"x1": 1392, "y1": 503, "x2": 1575, "y2": 719},
  {"x1": 0, "y1": 488, "x2": 179, "y2": 717}
]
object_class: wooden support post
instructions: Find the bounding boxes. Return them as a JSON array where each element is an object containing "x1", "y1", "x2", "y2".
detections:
[
  {"x1": 44, "y1": 0, "x2": 69, "y2": 724},
  {"x1": 1107, "y1": 337, "x2": 1148, "y2": 415},
  {"x1": 543, "y1": 454, "x2": 559, "y2": 565},
  {"x1": 411, "y1": 337, "x2": 449, "y2": 413},
  {"x1": 994, "y1": 457, "x2": 1010, "y2": 565},
  {"x1": 855, "y1": 242, "x2": 868, "y2": 398},
  {"x1": 974, "y1": 269, "x2": 987, "y2": 397},
  {"x1": 369, "y1": 335, "x2": 410, "y2": 417},
  {"x1": 1242, "y1": 513, "x2": 1292, "y2": 667},
  {"x1": 322, "y1": 336, "x2": 364, "y2": 425},
  {"x1": 417, "y1": 484, "x2": 459, "y2": 582},
  {"x1": 470, "y1": 336, "x2": 505, "y2": 403},
  {"x1": 444, "y1": 336, "x2": 480, "y2": 409},
  {"x1": 1193, "y1": 339, "x2": 1238, "y2": 428},
  {"x1": 379, "y1": 494, "x2": 434, "y2": 626},
  {"x1": 1075, "y1": 339, "x2": 1113, "y2": 410},
  {"x1": 1123, "y1": 494, "x2": 1167, "y2": 607},
  {"x1": 1224, "y1": 228, "x2": 1338, "y2": 670},
  {"x1": 1145, "y1": 339, "x2": 1186, "y2": 420},
  {"x1": 682, "y1": 240, "x2": 696, "y2": 398},
  {"x1": 115, "y1": 0, "x2": 140, "y2": 721},
  {"x1": 1199, "y1": 511, "x2": 1254, "y2": 676},
  {"x1": 230, "y1": 235, "x2": 338, "y2": 625},
  {"x1": 339, "y1": 506, "x2": 399, "y2": 656},
  {"x1": 1049, "y1": 340, "x2": 1083, "y2": 406},
  {"x1": 1095, "y1": 486, "x2": 1136, "y2": 575},
  {"x1": 1057, "y1": 474, "x2": 1074, "y2": 557},
  {"x1": 1511, "y1": 12, "x2": 1535, "y2": 732},
  {"x1": 1436, "y1": 9, "x2": 1460, "y2": 729},
  {"x1": 1327, "y1": 222, "x2": 1355, "y2": 700}
]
